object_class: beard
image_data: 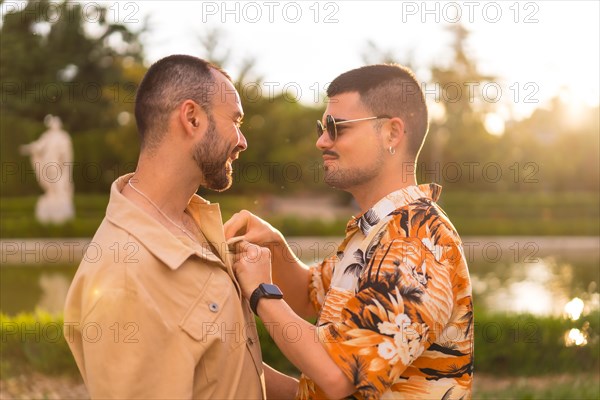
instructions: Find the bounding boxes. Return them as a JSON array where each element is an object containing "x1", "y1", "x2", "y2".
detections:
[
  {"x1": 192, "y1": 120, "x2": 234, "y2": 192},
  {"x1": 323, "y1": 144, "x2": 386, "y2": 190}
]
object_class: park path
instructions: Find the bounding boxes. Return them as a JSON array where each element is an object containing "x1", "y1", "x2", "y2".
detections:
[{"x1": 1, "y1": 236, "x2": 598, "y2": 265}]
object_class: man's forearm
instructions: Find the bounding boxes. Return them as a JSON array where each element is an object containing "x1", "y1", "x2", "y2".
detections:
[
  {"x1": 263, "y1": 362, "x2": 298, "y2": 400},
  {"x1": 270, "y1": 241, "x2": 315, "y2": 319},
  {"x1": 257, "y1": 298, "x2": 355, "y2": 399}
]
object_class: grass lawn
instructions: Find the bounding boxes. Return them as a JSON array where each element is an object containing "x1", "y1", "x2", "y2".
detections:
[
  {"x1": 0, "y1": 372, "x2": 597, "y2": 399},
  {"x1": 473, "y1": 373, "x2": 599, "y2": 399}
]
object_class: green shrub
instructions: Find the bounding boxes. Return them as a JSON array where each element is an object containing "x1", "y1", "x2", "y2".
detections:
[
  {"x1": 0, "y1": 311, "x2": 301, "y2": 378},
  {"x1": 256, "y1": 319, "x2": 300, "y2": 376},
  {"x1": 270, "y1": 215, "x2": 347, "y2": 237},
  {"x1": 474, "y1": 374, "x2": 599, "y2": 399},
  {"x1": 0, "y1": 312, "x2": 78, "y2": 377},
  {"x1": 474, "y1": 311, "x2": 599, "y2": 375},
  {"x1": 1, "y1": 311, "x2": 598, "y2": 379},
  {"x1": 1, "y1": 191, "x2": 599, "y2": 237}
]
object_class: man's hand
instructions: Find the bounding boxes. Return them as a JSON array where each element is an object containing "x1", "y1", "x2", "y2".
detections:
[
  {"x1": 224, "y1": 210, "x2": 283, "y2": 247},
  {"x1": 226, "y1": 210, "x2": 315, "y2": 319},
  {"x1": 231, "y1": 240, "x2": 273, "y2": 300}
]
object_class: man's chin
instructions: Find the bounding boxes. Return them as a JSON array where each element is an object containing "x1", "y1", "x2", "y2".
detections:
[
  {"x1": 324, "y1": 172, "x2": 349, "y2": 190},
  {"x1": 324, "y1": 174, "x2": 340, "y2": 189},
  {"x1": 206, "y1": 171, "x2": 233, "y2": 192}
]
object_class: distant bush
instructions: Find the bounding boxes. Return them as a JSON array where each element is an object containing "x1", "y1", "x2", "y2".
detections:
[
  {"x1": 0, "y1": 312, "x2": 78, "y2": 377},
  {"x1": 1, "y1": 191, "x2": 598, "y2": 237},
  {"x1": 0, "y1": 311, "x2": 301, "y2": 378},
  {"x1": 474, "y1": 311, "x2": 599, "y2": 376},
  {"x1": 474, "y1": 374, "x2": 599, "y2": 399},
  {"x1": 0, "y1": 217, "x2": 105, "y2": 238},
  {"x1": 1, "y1": 311, "x2": 598, "y2": 379},
  {"x1": 0, "y1": 194, "x2": 349, "y2": 238},
  {"x1": 443, "y1": 191, "x2": 600, "y2": 236},
  {"x1": 270, "y1": 215, "x2": 347, "y2": 237},
  {"x1": 0, "y1": 195, "x2": 108, "y2": 238},
  {"x1": 256, "y1": 319, "x2": 300, "y2": 376}
]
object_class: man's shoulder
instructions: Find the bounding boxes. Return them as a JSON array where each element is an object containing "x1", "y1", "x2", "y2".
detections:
[
  {"x1": 385, "y1": 198, "x2": 461, "y2": 245},
  {"x1": 86, "y1": 216, "x2": 144, "y2": 253},
  {"x1": 75, "y1": 218, "x2": 147, "y2": 284}
]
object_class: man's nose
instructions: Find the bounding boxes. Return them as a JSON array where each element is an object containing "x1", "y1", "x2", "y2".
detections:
[
  {"x1": 237, "y1": 130, "x2": 248, "y2": 151},
  {"x1": 316, "y1": 131, "x2": 333, "y2": 151}
]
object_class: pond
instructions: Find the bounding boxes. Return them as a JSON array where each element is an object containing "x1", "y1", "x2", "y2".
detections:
[{"x1": 1, "y1": 237, "x2": 598, "y2": 319}]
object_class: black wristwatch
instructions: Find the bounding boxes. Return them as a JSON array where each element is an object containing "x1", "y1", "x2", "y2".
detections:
[{"x1": 250, "y1": 283, "x2": 283, "y2": 315}]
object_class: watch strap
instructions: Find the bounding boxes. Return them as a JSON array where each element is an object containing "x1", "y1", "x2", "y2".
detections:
[
  {"x1": 249, "y1": 283, "x2": 283, "y2": 315},
  {"x1": 249, "y1": 285, "x2": 264, "y2": 315}
]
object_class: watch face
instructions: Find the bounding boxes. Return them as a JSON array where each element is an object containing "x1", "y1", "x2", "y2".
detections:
[{"x1": 260, "y1": 283, "x2": 283, "y2": 298}]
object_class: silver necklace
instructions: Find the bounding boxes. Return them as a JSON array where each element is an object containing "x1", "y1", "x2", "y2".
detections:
[{"x1": 128, "y1": 178, "x2": 197, "y2": 242}]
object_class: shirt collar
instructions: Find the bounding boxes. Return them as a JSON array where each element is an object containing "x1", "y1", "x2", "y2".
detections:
[
  {"x1": 105, "y1": 173, "x2": 225, "y2": 270},
  {"x1": 346, "y1": 183, "x2": 442, "y2": 236}
]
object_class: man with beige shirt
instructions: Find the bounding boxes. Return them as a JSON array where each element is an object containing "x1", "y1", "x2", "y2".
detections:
[{"x1": 63, "y1": 55, "x2": 297, "y2": 399}]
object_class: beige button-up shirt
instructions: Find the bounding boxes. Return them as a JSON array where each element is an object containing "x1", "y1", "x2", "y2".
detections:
[{"x1": 64, "y1": 174, "x2": 266, "y2": 399}]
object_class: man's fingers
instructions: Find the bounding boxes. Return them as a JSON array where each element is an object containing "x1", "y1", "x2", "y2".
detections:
[
  {"x1": 230, "y1": 239, "x2": 246, "y2": 266},
  {"x1": 224, "y1": 211, "x2": 251, "y2": 239},
  {"x1": 230, "y1": 240, "x2": 271, "y2": 265},
  {"x1": 227, "y1": 235, "x2": 246, "y2": 251},
  {"x1": 230, "y1": 239, "x2": 255, "y2": 258}
]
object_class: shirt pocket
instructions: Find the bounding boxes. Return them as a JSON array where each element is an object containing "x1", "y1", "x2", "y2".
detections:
[
  {"x1": 178, "y1": 269, "x2": 242, "y2": 386},
  {"x1": 178, "y1": 270, "x2": 232, "y2": 341}
]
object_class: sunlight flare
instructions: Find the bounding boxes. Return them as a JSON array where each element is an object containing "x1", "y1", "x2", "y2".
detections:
[{"x1": 564, "y1": 297, "x2": 585, "y2": 321}]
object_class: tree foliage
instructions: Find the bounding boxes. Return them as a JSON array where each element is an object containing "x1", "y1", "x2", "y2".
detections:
[
  {"x1": 1, "y1": 0, "x2": 145, "y2": 194},
  {"x1": 1, "y1": 10, "x2": 597, "y2": 197}
]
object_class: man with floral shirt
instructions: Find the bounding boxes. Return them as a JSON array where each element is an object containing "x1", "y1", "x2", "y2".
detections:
[{"x1": 226, "y1": 64, "x2": 473, "y2": 399}]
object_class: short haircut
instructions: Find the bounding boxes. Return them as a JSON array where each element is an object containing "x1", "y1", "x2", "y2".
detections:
[
  {"x1": 327, "y1": 64, "x2": 429, "y2": 159},
  {"x1": 134, "y1": 54, "x2": 231, "y2": 150}
]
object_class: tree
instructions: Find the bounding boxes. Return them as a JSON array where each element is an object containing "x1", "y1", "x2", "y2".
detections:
[
  {"x1": 195, "y1": 27, "x2": 325, "y2": 195},
  {"x1": 419, "y1": 24, "x2": 499, "y2": 189},
  {"x1": 1, "y1": 0, "x2": 146, "y2": 194},
  {"x1": 507, "y1": 98, "x2": 599, "y2": 192}
]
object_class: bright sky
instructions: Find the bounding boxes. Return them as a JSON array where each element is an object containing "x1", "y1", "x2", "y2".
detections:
[{"x1": 3, "y1": 1, "x2": 599, "y2": 121}]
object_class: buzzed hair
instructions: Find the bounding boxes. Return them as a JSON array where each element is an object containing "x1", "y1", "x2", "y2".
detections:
[
  {"x1": 134, "y1": 54, "x2": 232, "y2": 150},
  {"x1": 327, "y1": 64, "x2": 429, "y2": 159}
]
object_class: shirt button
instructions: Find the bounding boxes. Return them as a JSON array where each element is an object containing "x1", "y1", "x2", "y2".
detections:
[
  {"x1": 248, "y1": 337, "x2": 254, "y2": 345},
  {"x1": 209, "y1": 302, "x2": 219, "y2": 313}
]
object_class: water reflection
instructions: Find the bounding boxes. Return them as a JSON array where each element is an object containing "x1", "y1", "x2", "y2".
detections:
[
  {"x1": 37, "y1": 272, "x2": 71, "y2": 314},
  {"x1": 564, "y1": 297, "x2": 585, "y2": 320},
  {"x1": 565, "y1": 322, "x2": 590, "y2": 347},
  {"x1": 472, "y1": 256, "x2": 599, "y2": 317},
  {"x1": 1, "y1": 239, "x2": 598, "y2": 317},
  {"x1": 0, "y1": 265, "x2": 76, "y2": 315}
]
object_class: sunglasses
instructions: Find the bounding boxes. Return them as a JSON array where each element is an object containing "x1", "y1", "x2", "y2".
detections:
[{"x1": 317, "y1": 114, "x2": 393, "y2": 142}]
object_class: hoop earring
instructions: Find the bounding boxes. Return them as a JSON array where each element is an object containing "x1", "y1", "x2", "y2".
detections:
[{"x1": 389, "y1": 146, "x2": 396, "y2": 155}]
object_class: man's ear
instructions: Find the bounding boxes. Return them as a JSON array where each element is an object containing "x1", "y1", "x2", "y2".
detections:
[
  {"x1": 388, "y1": 117, "x2": 406, "y2": 148},
  {"x1": 179, "y1": 100, "x2": 208, "y2": 137}
]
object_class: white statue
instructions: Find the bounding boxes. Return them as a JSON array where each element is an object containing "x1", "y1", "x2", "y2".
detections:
[{"x1": 20, "y1": 115, "x2": 75, "y2": 224}]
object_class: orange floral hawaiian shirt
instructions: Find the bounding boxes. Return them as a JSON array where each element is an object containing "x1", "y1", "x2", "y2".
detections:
[{"x1": 299, "y1": 184, "x2": 473, "y2": 399}]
